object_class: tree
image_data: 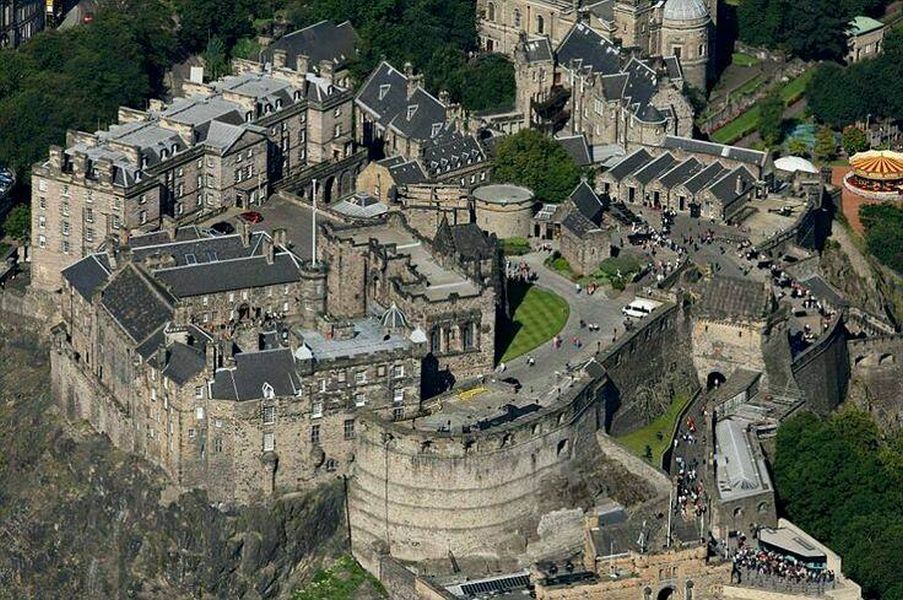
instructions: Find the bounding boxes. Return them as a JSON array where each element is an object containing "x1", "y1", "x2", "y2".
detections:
[
  {"x1": 860, "y1": 203, "x2": 903, "y2": 272},
  {"x1": 842, "y1": 125, "x2": 869, "y2": 156},
  {"x1": 786, "y1": 138, "x2": 809, "y2": 158},
  {"x1": 173, "y1": 0, "x2": 253, "y2": 53},
  {"x1": 2, "y1": 204, "x2": 30, "y2": 242},
  {"x1": 493, "y1": 129, "x2": 585, "y2": 203},
  {"x1": 757, "y1": 91, "x2": 784, "y2": 147},
  {"x1": 456, "y1": 54, "x2": 516, "y2": 113},
  {"x1": 813, "y1": 126, "x2": 837, "y2": 162},
  {"x1": 202, "y1": 37, "x2": 229, "y2": 81}
]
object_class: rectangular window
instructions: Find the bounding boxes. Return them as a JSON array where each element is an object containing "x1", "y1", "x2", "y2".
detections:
[
  {"x1": 195, "y1": 406, "x2": 205, "y2": 420},
  {"x1": 344, "y1": 419, "x2": 355, "y2": 440},
  {"x1": 61, "y1": 200, "x2": 69, "y2": 216},
  {"x1": 377, "y1": 365, "x2": 386, "y2": 377},
  {"x1": 393, "y1": 389, "x2": 405, "y2": 404},
  {"x1": 61, "y1": 220, "x2": 70, "y2": 236},
  {"x1": 84, "y1": 207, "x2": 94, "y2": 223},
  {"x1": 311, "y1": 401, "x2": 323, "y2": 419},
  {"x1": 62, "y1": 239, "x2": 70, "y2": 254},
  {"x1": 263, "y1": 406, "x2": 276, "y2": 425},
  {"x1": 188, "y1": 428, "x2": 196, "y2": 439},
  {"x1": 354, "y1": 393, "x2": 366, "y2": 407},
  {"x1": 85, "y1": 228, "x2": 94, "y2": 243},
  {"x1": 194, "y1": 386, "x2": 203, "y2": 399},
  {"x1": 214, "y1": 418, "x2": 222, "y2": 428},
  {"x1": 310, "y1": 424, "x2": 320, "y2": 445},
  {"x1": 38, "y1": 216, "x2": 46, "y2": 229},
  {"x1": 393, "y1": 365, "x2": 404, "y2": 379},
  {"x1": 140, "y1": 210, "x2": 147, "y2": 225},
  {"x1": 337, "y1": 370, "x2": 346, "y2": 383},
  {"x1": 38, "y1": 235, "x2": 46, "y2": 249},
  {"x1": 263, "y1": 432, "x2": 275, "y2": 452},
  {"x1": 319, "y1": 379, "x2": 327, "y2": 392},
  {"x1": 392, "y1": 406, "x2": 404, "y2": 420},
  {"x1": 214, "y1": 437, "x2": 223, "y2": 453},
  {"x1": 355, "y1": 371, "x2": 367, "y2": 385},
  {"x1": 39, "y1": 197, "x2": 46, "y2": 210},
  {"x1": 38, "y1": 179, "x2": 47, "y2": 192}
]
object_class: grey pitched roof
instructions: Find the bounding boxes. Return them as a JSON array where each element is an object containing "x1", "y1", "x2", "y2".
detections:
[
  {"x1": 658, "y1": 157, "x2": 703, "y2": 189},
  {"x1": 388, "y1": 87, "x2": 448, "y2": 142},
  {"x1": 681, "y1": 162, "x2": 727, "y2": 194},
  {"x1": 705, "y1": 166, "x2": 755, "y2": 205},
  {"x1": 568, "y1": 180, "x2": 604, "y2": 225},
  {"x1": 264, "y1": 20, "x2": 358, "y2": 70},
  {"x1": 100, "y1": 264, "x2": 174, "y2": 344},
  {"x1": 356, "y1": 62, "x2": 414, "y2": 128},
  {"x1": 161, "y1": 342, "x2": 206, "y2": 386},
  {"x1": 621, "y1": 58, "x2": 660, "y2": 122},
  {"x1": 523, "y1": 37, "x2": 553, "y2": 63},
  {"x1": 62, "y1": 254, "x2": 111, "y2": 301},
  {"x1": 423, "y1": 133, "x2": 487, "y2": 178},
  {"x1": 600, "y1": 73, "x2": 628, "y2": 101},
  {"x1": 450, "y1": 223, "x2": 496, "y2": 260},
  {"x1": 606, "y1": 148, "x2": 652, "y2": 181},
  {"x1": 585, "y1": 0, "x2": 614, "y2": 22},
  {"x1": 631, "y1": 152, "x2": 677, "y2": 185},
  {"x1": 561, "y1": 211, "x2": 601, "y2": 238},
  {"x1": 696, "y1": 275, "x2": 772, "y2": 321},
  {"x1": 662, "y1": 136, "x2": 768, "y2": 168},
  {"x1": 663, "y1": 56, "x2": 683, "y2": 80},
  {"x1": 557, "y1": 23, "x2": 621, "y2": 76},
  {"x1": 210, "y1": 348, "x2": 301, "y2": 401},
  {"x1": 153, "y1": 252, "x2": 303, "y2": 297},
  {"x1": 131, "y1": 231, "x2": 266, "y2": 267},
  {"x1": 557, "y1": 134, "x2": 592, "y2": 166},
  {"x1": 388, "y1": 159, "x2": 427, "y2": 185}
]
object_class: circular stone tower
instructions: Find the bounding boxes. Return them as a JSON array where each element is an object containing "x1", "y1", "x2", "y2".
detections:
[{"x1": 660, "y1": 0, "x2": 711, "y2": 91}]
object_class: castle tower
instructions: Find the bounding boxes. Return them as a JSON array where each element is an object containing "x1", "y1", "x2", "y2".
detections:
[{"x1": 659, "y1": 0, "x2": 711, "y2": 90}]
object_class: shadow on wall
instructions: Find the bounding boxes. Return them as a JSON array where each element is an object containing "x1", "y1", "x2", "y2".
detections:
[{"x1": 421, "y1": 353, "x2": 456, "y2": 399}]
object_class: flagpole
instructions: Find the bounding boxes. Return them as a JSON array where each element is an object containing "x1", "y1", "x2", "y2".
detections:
[{"x1": 312, "y1": 178, "x2": 318, "y2": 267}]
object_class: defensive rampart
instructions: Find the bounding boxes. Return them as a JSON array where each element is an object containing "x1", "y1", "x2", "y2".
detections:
[{"x1": 790, "y1": 315, "x2": 850, "y2": 415}]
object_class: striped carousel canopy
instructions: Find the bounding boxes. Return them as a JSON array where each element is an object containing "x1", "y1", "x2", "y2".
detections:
[{"x1": 849, "y1": 150, "x2": 903, "y2": 181}]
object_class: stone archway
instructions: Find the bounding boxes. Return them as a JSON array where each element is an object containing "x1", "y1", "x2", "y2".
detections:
[
  {"x1": 706, "y1": 371, "x2": 726, "y2": 390},
  {"x1": 657, "y1": 586, "x2": 675, "y2": 600}
]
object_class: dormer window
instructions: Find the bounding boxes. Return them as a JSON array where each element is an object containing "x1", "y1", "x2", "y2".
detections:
[
  {"x1": 293, "y1": 91, "x2": 302, "y2": 101},
  {"x1": 379, "y1": 84, "x2": 390, "y2": 101},
  {"x1": 246, "y1": 111, "x2": 253, "y2": 122},
  {"x1": 262, "y1": 382, "x2": 275, "y2": 400},
  {"x1": 160, "y1": 149, "x2": 168, "y2": 160},
  {"x1": 406, "y1": 105, "x2": 418, "y2": 120},
  {"x1": 171, "y1": 144, "x2": 178, "y2": 154},
  {"x1": 431, "y1": 122, "x2": 442, "y2": 137},
  {"x1": 275, "y1": 99, "x2": 282, "y2": 109}
]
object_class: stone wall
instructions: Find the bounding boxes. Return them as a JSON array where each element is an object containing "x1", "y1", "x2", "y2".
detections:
[
  {"x1": 790, "y1": 316, "x2": 849, "y2": 416},
  {"x1": 348, "y1": 377, "x2": 606, "y2": 574},
  {"x1": 691, "y1": 318, "x2": 765, "y2": 386},
  {"x1": 598, "y1": 304, "x2": 701, "y2": 436}
]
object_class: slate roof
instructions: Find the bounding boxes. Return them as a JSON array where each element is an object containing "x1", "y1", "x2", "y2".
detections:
[
  {"x1": 154, "y1": 252, "x2": 303, "y2": 297},
  {"x1": 435, "y1": 220, "x2": 496, "y2": 261},
  {"x1": 681, "y1": 162, "x2": 727, "y2": 194},
  {"x1": 210, "y1": 348, "x2": 301, "y2": 401},
  {"x1": 422, "y1": 133, "x2": 487, "y2": 178},
  {"x1": 161, "y1": 342, "x2": 207, "y2": 386},
  {"x1": 568, "y1": 180, "x2": 604, "y2": 225},
  {"x1": 557, "y1": 134, "x2": 592, "y2": 166},
  {"x1": 630, "y1": 152, "x2": 677, "y2": 185},
  {"x1": 696, "y1": 275, "x2": 772, "y2": 321},
  {"x1": 663, "y1": 55, "x2": 683, "y2": 80},
  {"x1": 264, "y1": 20, "x2": 358, "y2": 69},
  {"x1": 356, "y1": 62, "x2": 414, "y2": 128},
  {"x1": 62, "y1": 254, "x2": 111, "y2": 301},
  {"x1": 387, "y1": 159, "x2": 428, "y2": 185},
  {"x1": 131, "y1": 231, "x2": 266, "y2": 267},
  {"x1": 523, "y1": 37, "x2": 554, "y2": 63},
  {"x1": 561, "y1": 212, "x2": 601, "y2": 238},
  {"x1": 706, "y1": 166, "x2": 755, "y2": 205},
  {"x1": 100, "y1": 264, "x2": 174, "y2": 344},
  {"x1": 557, "y1": 23, "x2": 621, "y2": 76},
  {"x1": 659, "y1": 157, "x2": 703, "y2": 188},
  {"x1": 605, "y1": 148, "x2": 652, "y2": 181},
  {"x1": 388, "y1": 87, "x2": 448, "y2": 142},
  {"x1": 585, "y1": 0, "x2": 614, "y2": 22},
  {"x1": 661, "y1": 136, "x2": 768, "y2": 168}
]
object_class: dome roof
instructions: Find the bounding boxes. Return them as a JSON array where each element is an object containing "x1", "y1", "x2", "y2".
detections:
[
  {"x1": 774, "y1": 156, "x2": 818, "y2": 174},
  {"x1": 663, "y1": 0, "x2": 709, "y2": 22},
  {"x1": 381, "y1": 303, "x2": 409, "y2": 329}
]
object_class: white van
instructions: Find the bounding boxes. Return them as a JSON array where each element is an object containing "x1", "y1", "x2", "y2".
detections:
[{"x1": 621, "y1": 297, "x2": 661, "y2": 319}]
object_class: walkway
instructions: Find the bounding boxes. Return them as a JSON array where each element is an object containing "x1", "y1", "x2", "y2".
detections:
[{"x1": 500, "y1": 251, "x2": 631, "y2": 392}]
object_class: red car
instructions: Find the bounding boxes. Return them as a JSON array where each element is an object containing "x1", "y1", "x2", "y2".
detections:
[{"x1": 239, "y1": 211, "x2": 263, "y2": 224}]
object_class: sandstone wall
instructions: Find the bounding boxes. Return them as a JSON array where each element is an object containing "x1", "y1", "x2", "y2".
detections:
[{"x1": 790, "y1": 315, "x2": 849, "y2": 416}]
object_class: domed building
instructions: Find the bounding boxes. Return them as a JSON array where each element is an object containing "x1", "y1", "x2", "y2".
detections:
[{"x1": 660, "y1": 0, "x2": 712, "y2": 90}]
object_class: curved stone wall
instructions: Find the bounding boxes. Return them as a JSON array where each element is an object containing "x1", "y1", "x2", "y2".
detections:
[{"x1": 348, "y1": 378, "x2": 604, "y2": 572}]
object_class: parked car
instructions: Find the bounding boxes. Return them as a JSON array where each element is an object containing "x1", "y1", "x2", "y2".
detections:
[
  {"x1": 209, "y1": 221, "x2": 235, "y2": 235},
  {"x1": 239, "y1": 211, "x2": 263, "y2": 224}
]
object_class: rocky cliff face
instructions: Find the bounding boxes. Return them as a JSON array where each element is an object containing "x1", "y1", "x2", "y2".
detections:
[{"x1": 0, "y1": 324, "x2": 348, "y2": 599}]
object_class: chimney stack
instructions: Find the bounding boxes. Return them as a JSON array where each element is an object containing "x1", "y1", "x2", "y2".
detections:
[
  {"x1": 735, "y1": 175, "x2": 744, "y2": 195},
  {"x1": 273, "y1": 48, "x2": 287, "y2": 69},
  {"x1": 319, "y1": 59, "x2": 335, "y2": 84},
  {"x1": 240, "y1": 220, "x2": 251, "y2": 247},
  {"x1": 263, "y1": 235, "x2": 275, "y2": 264},
  {"x1": 296, "y1": 53, "x2": 310, "y2": 74},
  {"x1": 273, "y1": 228, "x2": 288, "y2": 248},
  {"x1": 205, "y1": 343, "x2": 218, "y2": 372}
]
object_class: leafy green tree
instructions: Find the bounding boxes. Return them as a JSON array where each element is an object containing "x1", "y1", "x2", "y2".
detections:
[
  {"x1": 493, "y1": 129, "x2": 584, "y2": 203},
  {"x1": 786, "y1": 138, "x2": 809, "y2": 158},
  {"x1": 2, "y1": 204, "x2": 30, "y2": 242},
  {"x1": 813, "y1": 126, "x2": 837, "y2": 162},
  {"x1": 842, "y1": 125, "x2": 869, "y2": 156},
  {"x1": 203, "y1": 36, "x2": 230, "y2": 81},
  {"x1": 757, "y1": 91, "x2": 784, "y2": 147},
  {"x1": 173, "y1": 0, "x2": 253, "y2": 53},
  {"x1": 860, "y1": 203, "x2": 903, "y2": 272},
  {"x1": 457, "y1": 54, "x2": 516, "y2": 113}
]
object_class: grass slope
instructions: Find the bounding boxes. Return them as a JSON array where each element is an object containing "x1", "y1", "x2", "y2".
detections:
[
  {"x1": 499, "y1": 283, "x2": 569, "y2": 363},
  {"x1": 615, "y1": 394, "x2": 693, "y2": 467}
]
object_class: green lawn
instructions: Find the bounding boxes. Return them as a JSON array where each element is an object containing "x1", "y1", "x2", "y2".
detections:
[
  {"x1": 710, "y1": 69, "x2": 814, "y2": 144},
  {"x1": 498, "y1": 283, "x2": 569, "y2": 363},
  {"x1": 615, "y1": 394, "x2": 693, "y2": 467},
  {"x1": 293, "y1": 555, "x2": 386, "y2": 600},
  {"x1": 730, "y1": 73, "x2": 764, "y2": 98},
  {"x1": 546, "y1": 255, "x2": 579, "y2": 280},
  {"x1": 501, "y1": 237, "x2": 531, "y2": 256},
  {"x1": 731, "y1": 52, "x2": 760, "y2": 67}
]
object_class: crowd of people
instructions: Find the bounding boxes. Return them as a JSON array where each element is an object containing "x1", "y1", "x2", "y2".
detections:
[
  {"x1": 506, "y1": 259, "x2": 538, "y2": 283},
  {"x1": 732, "y1": 546, "x2": 836, "y2": 589},
  {"x1": 673, "y1": 415, "x2": 707, "y2": 520}
]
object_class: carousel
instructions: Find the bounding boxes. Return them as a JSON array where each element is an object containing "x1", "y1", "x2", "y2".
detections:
[{"x1": 844, "y1": 150, "x2": 903, "y2": 200}]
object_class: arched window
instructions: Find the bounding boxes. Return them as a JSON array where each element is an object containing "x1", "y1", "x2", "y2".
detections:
[
  {"x1": 685, "y1": 581, "x2": 694, "y2": 600},
  {"x1": 514, "y1": 8, "x2": 521, "y2": 28},
  {"x1": 699, "y1": 44, "x2": 705, "y2": 56},
  {"x1": 487, "y1": 1, "x2": 495, "y2": 21},
  {"x1": 536, "y1": 14, "x2": 544, "y2": 34}
]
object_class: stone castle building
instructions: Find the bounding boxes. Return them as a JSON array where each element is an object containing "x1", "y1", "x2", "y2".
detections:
[
  {"x1": 479, "y1": 0, "x2": 716, "y2": 90},
  {"x1": 513, "y1": 23, "x2": 695, "y2": 148},
  {"x1": 52, "y1": 214, "x2": 501, "y2": 503},
  {"x1": 31, "y1": 24, "x2": 366, "y2": 292},
  {"x1": 0, "y1": 0, "x2": 44, "y2": 48}
]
